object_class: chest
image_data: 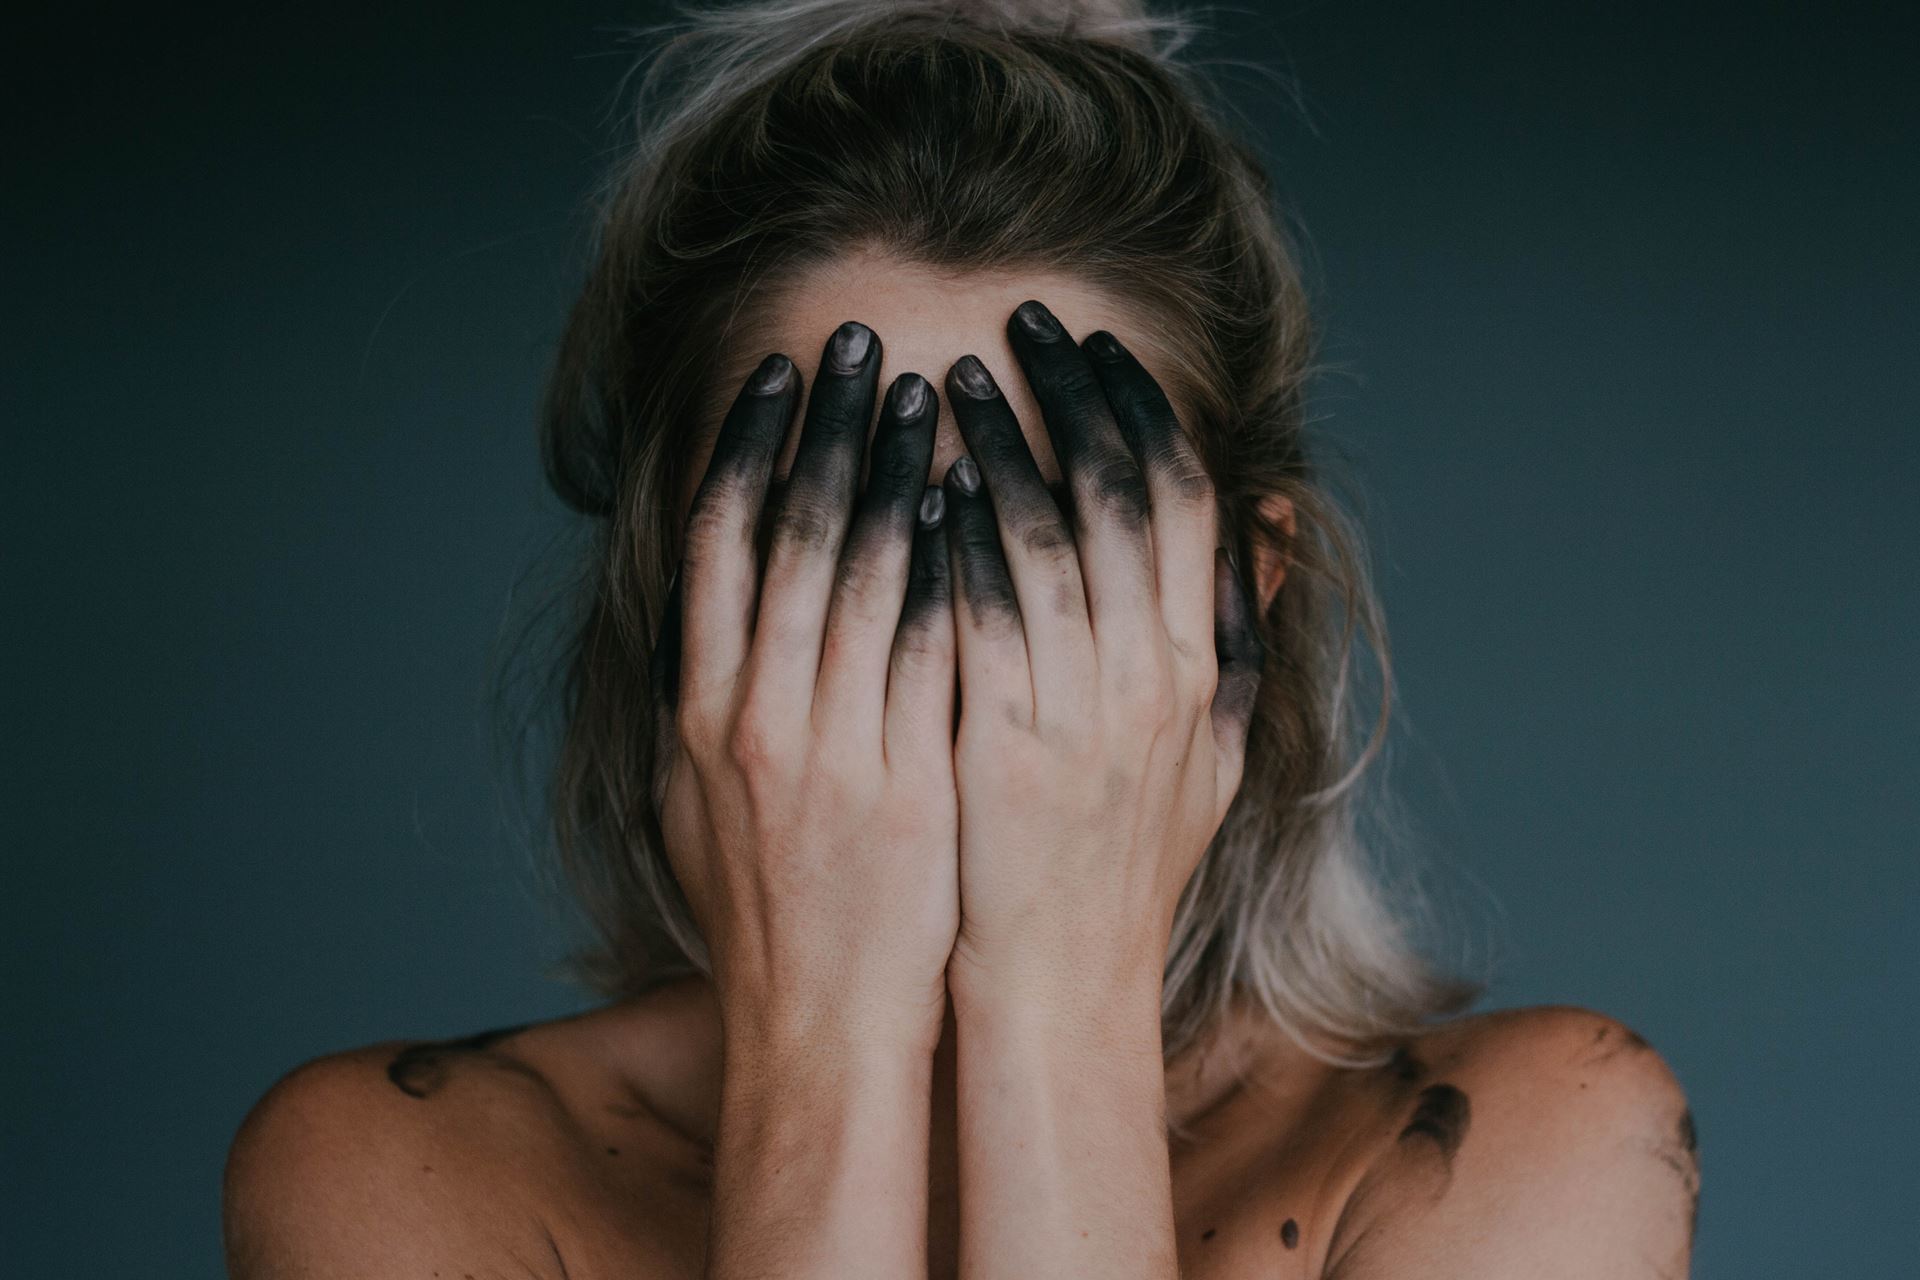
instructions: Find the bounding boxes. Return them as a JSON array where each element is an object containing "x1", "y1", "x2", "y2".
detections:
[{"x1": 566, "y1": 1110, "x2": 1358, "y2": 1280}]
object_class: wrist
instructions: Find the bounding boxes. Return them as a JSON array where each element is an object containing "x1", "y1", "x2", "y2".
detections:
[
  {"x1": 719, "y1": 982, "x2": 945, "y2": 1070},
  {"x1": 948, "y1": 953, "x2": 1166, "y2": 1061}
]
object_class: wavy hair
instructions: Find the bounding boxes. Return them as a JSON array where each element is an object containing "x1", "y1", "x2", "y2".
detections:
[{"x1": 511, "y1": 0, "x2": 1475, "y2": 1066}]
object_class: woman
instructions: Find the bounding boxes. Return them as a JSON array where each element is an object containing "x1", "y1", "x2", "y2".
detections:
[{"x1": 223, "y1": 1, "x2": 1700, "y2": 1276}]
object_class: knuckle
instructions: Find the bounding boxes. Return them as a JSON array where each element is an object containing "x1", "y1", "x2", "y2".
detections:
[
  {"x1": 1052, "y1": 365, "x2": 1111, "y2": 409},
  {"x1": 770, "y1": 496, "x2": 838, "y2": 554},
  {"x1": 1080, "y1": 451, "x2": 1150, "y2": 523},
  {"x1": 1116, "y1": 662, "x2": 1175, "y2": 728},
  {"x1": 871, "y1": 437, "x2": 925, "y2": 491},
  {"x1": 1018, "y1": 513, "x2": 1075, "y2": 559},
  {"x1": 724, "y1": 706, "x2": 784, "y2": 772},
  {"x1": 681, "y1": 488, "x2": 744, "y2": 560},
  {"x1": 1188, "y1": 664, "x2": 1221, "y2": 718},
  {"x1": 832, "y1": 544, "x2": 884, "y2": 599},
  {"x1": 1164, "y1": 451, "x2": 1215, "y2": 506},
  {"x1": 672, "y1": 697, "x2": 717, "y2": 757}
]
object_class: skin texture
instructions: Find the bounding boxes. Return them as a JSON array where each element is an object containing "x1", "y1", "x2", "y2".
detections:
[{"x1": 222, "y1": 261, "x2": 1698, "y2": 1280}]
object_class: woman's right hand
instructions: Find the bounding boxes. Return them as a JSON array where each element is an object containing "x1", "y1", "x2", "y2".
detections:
[{"x1": 648, "y1": 320, "x2": 958, "y2": 1053}]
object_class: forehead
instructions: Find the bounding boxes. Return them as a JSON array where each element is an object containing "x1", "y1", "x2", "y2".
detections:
[{"x1": 685, "y1": 248, "x2": 1188, "y2": 505}]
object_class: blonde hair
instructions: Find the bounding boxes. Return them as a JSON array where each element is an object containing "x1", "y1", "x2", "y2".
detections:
[{"x1": 517, "y1": 0, "x2": 1474, "y2": 1064}]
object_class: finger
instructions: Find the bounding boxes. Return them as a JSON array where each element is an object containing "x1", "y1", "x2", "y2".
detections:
[
  {"x1": 944, "y1": 353, "x2": 1091, "y2": 703},
  {"x1": 646, "y1": 566, "x2": 684, "y2": 811},
  {"x1": 750, "y1": 320, "x2": 882, "y2": 705},
  {"x1": 1210, "y1": 547, "x2": 1265, "y2": 809},
  {"x1": 1080, "y1": 326, "x2": 1219, "y2": 671},
  {"x1": 884, "y1": 486, "x2": 957, "y2": 769},
  {"x1": 1006, "y1": 301, "x2": 1158, "y2": 631},
  {"x1": 816, "y1": 371, "x2": 939, "y2": 735},
  {"x1": 679, "y1": 352, "x2": 800, "y2": 707},
  {"x1": 942, "y1": 455, "x2": 1033, "y2": 729}
]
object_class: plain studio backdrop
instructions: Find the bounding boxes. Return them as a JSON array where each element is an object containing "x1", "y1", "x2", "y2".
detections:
[{"x1": 4, "y1": 2, "x2": 1914, "y2": 1274}]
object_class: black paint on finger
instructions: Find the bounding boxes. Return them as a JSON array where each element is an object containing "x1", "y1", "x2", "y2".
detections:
[
  {"x1": 836, "y1": 371, "x2": 937, "y2": 598},
  {"x1": 685, "y1": 353, "x2": 798, "y2": 545},
  {"x1": 647, "y1": 567, "x2": 686, "y2": 714},
  {"x1": 943, "y1": 456, "x2": 1020, "y2": 625},
  {"x1": 697, "y1": 353, "x2": 795, "y2": 489},
  {"x1": 1082, "y1": 329, "x2": 1212, "y2": 502},
  {"x1": 771, "y1": 320, "x2": 881, "y2": 553},
  {"x1": 944, "y1": 356, "x2": 1074, "y2": 557},
  {"x1": 847, "y1": 372, "x2": 939, "y2": 554},
  {"x1": 1008, "y1": 301, "x2": 1149, "y2": 526},
  {"x1": 899, "y1": 485, "x2": 952, "y2": 631},
  {"x1": 1211, "y1": 546, "x2": 1265, "y2": 727}
]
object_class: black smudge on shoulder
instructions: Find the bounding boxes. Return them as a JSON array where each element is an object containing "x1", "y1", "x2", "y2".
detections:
[
  {"x1": 1670, "y1": 1108, "x2": 1702, "y2": 1237},
  {"x1": 1398, "y1": 1083, "x2": 1472, "y2": 1165},
  {"x1": 1582, "y1": 1021, "x2": 1656, "y2": 1067},
  {"x1": 386, "y1": 1023, "x2": 533, "y2": 1100},
  {"x1": 1384, "y1": 1044, "x2": 1425, "y2": 1085}
]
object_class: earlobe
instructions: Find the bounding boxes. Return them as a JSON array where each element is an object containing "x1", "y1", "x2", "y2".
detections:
[{"x1": 1248, "y1": 494, "x2": 1295, "y2": 613}]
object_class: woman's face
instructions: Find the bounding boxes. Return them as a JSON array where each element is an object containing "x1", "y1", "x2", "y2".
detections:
[{"x1": 676, "y1": 249, "x2": 1190, "y2": 526}]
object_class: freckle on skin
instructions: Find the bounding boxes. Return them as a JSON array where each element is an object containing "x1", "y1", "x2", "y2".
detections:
[
  {"x1": 1201, "y1": 1228, "x2": 1216, "y2": 1241},
  {"x1": 1280, "y1": 1217, "x2": 1300, "y2": 1249}
]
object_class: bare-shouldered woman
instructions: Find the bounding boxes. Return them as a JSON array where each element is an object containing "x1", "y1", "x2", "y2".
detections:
[{"x1": 224, "y1": 4, "x2": 1699, "y2": 1277}]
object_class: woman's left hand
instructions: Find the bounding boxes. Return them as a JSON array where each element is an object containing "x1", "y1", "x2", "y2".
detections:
[{"x1": 938, "y1": 300, "x2": 1266, "y2": 1017}]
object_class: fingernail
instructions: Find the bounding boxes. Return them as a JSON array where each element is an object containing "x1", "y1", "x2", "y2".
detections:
[
  {"x1": 890, "y1": 372, "x2": 929, "y2": 419},
  {"x1": 827, "y1": 321, "x2": 873, "y2": 373},
  {"x1": 952, "y1": 355, "x2": 996, "y2": 398},
  {"x1": 918, "y1": 485, "x2": 945, "y2": 528},
  {"x1": 949, "y1": 456, "x2": 981, "y2": 493},
  {"x1": 1014, "y1": 300, "x2": 1062, "y2": 340},
  {"x1": 1084, "y1": 330, "x2": 1125, "y2": 361},
  {"x1": 747, "y1": 353, "x2": 793, "y2": 393}
]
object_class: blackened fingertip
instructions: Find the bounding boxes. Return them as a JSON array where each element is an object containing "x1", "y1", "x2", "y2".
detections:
[
  {"x1": 1084, "y1": 330, "x2": 1126, "y2": 361},
  {"x1": 889, "y1": 371, "x2": 930, "y2": 420},
  {"x1": 826, "y1": 320, "x2": 874, "y2": 373},
  {"x1": 948, "y1": 455, "x2": 981, "y2": 494},
  {"x1": 918, "y1": 485, "x2": 946, "y2": 528},
  {"x1": 1013, "y1": 299, "x2": 1063, "y2": 341},
  {"x1": 747, "y1": 352, "x2": 793, "y2": 394},
  {"x1": 951, "y1": 355, "x2": 996, "y2": 399}
]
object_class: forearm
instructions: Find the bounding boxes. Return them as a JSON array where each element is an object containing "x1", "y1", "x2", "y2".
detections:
[
  {"x1": 951, "y1": 974, "x2": 1177, "y2": 1280},
  {"x1": 706, "y1": 1005, "x2": 936, "y2": 1280}
]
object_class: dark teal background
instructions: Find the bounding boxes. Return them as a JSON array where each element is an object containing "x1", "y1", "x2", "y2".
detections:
[{"x1": 6, "y1": 2, "x2": 1914, "y2": 1274}]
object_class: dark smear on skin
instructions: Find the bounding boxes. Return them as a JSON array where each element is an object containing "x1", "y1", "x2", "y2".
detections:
[
  {"x1": 1398, "y1": 1084, "x2": 1472, "y2": 1165},
  {"x1": 1280, "y1": 1218, "x2": 1300, "y2": 1249},
  {"x1": 943, "y1": 462, "x2": 1022, "y2": 624},
  {"x1": 385, "y1": 1024, "x2": 532, "y2": 1100},
  {"x1": 1584, "y1": 1021, "x2": 1655, "y2": 1066},
  {"x1": 1664, "y1": 1109, "x2": 1702, "y2": 1238},
  {"x1": 898, "y1": 488, "x2": 952, "y2": 632},
  {"x1": 1385, "y1": 1045, "x2": 1425, "y2": 1085},
  {"x1": 1201, "y1": 1228, "x2": 1217, "y2": 1241},
  {"x1": 544, "y1": 1224, "x2": 575, "y2": 1280}
]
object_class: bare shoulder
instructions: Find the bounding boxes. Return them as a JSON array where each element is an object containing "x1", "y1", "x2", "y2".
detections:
[
  {"x1": 223, "y1": 987, "x2": 719, "y2": 1279},
  {"x1": 1327, "y1": 1004, "x2": 1698, "y2": 1280}
]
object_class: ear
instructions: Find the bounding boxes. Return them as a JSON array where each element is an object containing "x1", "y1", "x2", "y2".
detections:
[{"x1": 1246, "y1": 494, "x2": 1295, "y2": 613}]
